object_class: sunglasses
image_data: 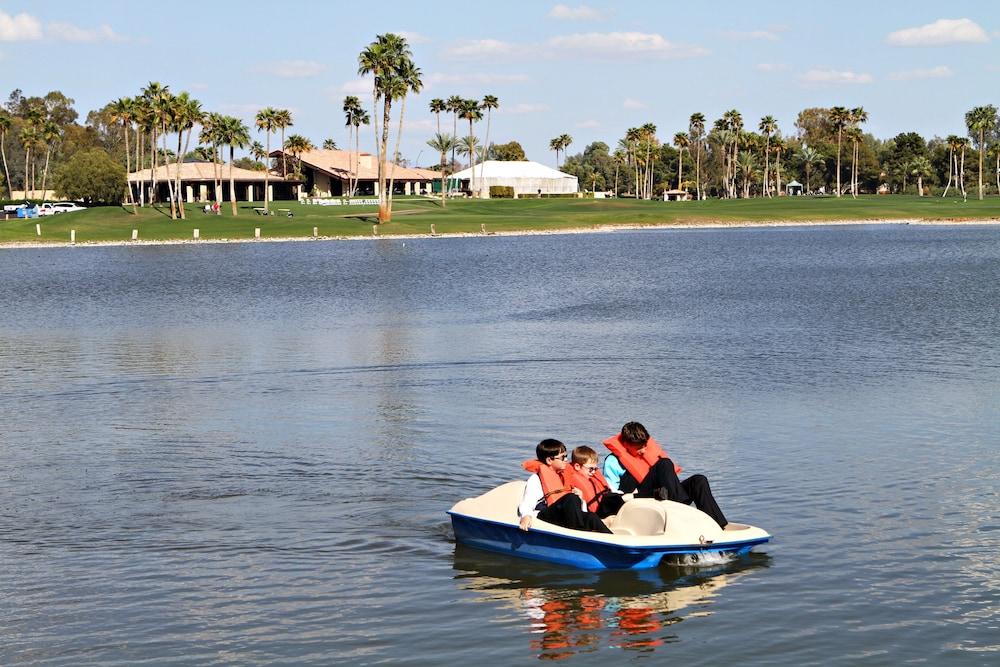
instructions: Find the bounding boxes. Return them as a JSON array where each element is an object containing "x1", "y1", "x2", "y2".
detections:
[
  {"x1": 549, "y1": 453, "x2": 567, "y2": 461},
  {"x1": 583, "y1": 465, "x2": 598, "y2": 472}
]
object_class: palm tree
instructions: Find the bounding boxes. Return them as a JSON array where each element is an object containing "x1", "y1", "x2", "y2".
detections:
[
  {"x1": 772, "y1": 136, "x2": 786, "y2": 195},
  {"x1": 612, "y1": 149, "x2": 626, "y2": 197},
  {"x1": 254, "y1": 107, "x2": 278, "y2": 212},
  {"x1": 673, "y1": 132, "x2": 689, "y2": 190},
  {"x1": 910, "y1": 156, "x2": 932, "y2": 196},
  {"x1": 965, "y1": 105, "x2": 997, "y2": 200},
  {"x1": 110, "y1": 97, "x2": 137, "y2": 212},
  {"x1": 173, "y1": 92, "x2": 202, "y2": 219},
  {"x1": 0, "y1": 111, "x2": 13, "y2": 199},
  {"x1": 689, "y1": 113, "x2": 705, "y2": 200},
  {"x1": 829, "y1": 106, "x2": 851, "y2": 197},
  {"x1": 799, "y1": 144, "x2": 823, "y2": 194},
  {"x1": 849, "y1": 107, "x2": 868, "y2": 197},
  {"x1": 550, "y1": 136, "x2": 563, "y2": 167},
  {"x1": 38, "y1": 120, "x2": 61, "y2": 201},
  {"x1": 343, "y1": 95, "x2": 364, "y2": 196},
  {"x1": 386, "y1": 57, "x2": 423, "y2": 209},
  {"x1": 459, "y1": 99, "x2": 483, "y2": 192},
  {"x1": 141, "y1": 81, "x2": 168, "y2": 204},
  {"x1": 427, "y1": 132, "x2": 457, "y2": 207},
  {"x1": 722, "y1": 110, "x2": 743, "y2": 197},
  {"x1": 446, "y1": 95, "x2": 463, "y2": 172},
  {"x1": 283, "y1": 133, "x2": 315, "y2": 179},
  {"x1": 429, "y1": 98, "x2": 446, "y2": 136},
  {"x1": 638, "y1": 124, "x2": 654, "y2": 199},
  {"x1": 942, "y1": 134, "x2": 959, "y2": 197},
  {"x1": 736, "y1": 151, "x2": 757, "y2": 199},
  {"x1": 274, "y1": 109, "x2": 293, "y2": 179},
  {"x1": 219, "y1": 115, "x2": 250, "y2": 215},
  {"x1": 758, "y1": 115, "x2": 777, "y2": 197},
  {"x1": 559, "y1": 133, "x2": 573, "y2": 164},
  {"x1": 478, "y1": 95, "x2": 499, "y2": 196},
  {"x1": 358, "y1": 32, "x2": 416, "y2": 222},
  {"x1": 351, "y1": 107, "x2": 370, "y2": 196},
  {"x1": 956, "y1": 137, "x2": 969, "y2": 199},
  {"x1": 845, "y1": 127, "x2": 863, "y2": 198},
  {"x1": 322, "y1": 139, "x2": 338, "y2": 150},
  {"x1": 200, "y1": 112, "x2": 224, "y2": 205}
]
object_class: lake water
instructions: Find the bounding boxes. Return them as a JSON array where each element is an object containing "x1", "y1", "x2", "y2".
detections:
[{"x1": 0, "y1": 224, "x2": 997, "y2": 665}]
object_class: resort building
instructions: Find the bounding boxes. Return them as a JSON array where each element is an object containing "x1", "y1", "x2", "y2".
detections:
[
  {"x1": 128, "y1": 162, "x2": 301, "y2": 204},
  {"x1": 449, "y1": 160, "x2": 578, "y2": 196},
  {"x1": 272, "y1": 149, "x2": 440, "y2": 197}
]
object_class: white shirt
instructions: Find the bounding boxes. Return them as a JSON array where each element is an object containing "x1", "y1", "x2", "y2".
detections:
[{"x1": 517, "y1": 473, "x2": 585, "y2": 518}]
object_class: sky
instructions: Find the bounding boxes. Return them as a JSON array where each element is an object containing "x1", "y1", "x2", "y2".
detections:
[{"x1": 1, "y1": 1, "x2": 998, "y2": 166}]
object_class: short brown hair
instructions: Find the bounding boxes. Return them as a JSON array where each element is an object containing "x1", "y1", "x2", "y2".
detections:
[
  {"x1": 620, "y1": 422, "x2": 650, "y2": 445},
  {"x1": 571, "y1": 446, "x2": 598, "y2": 465}
]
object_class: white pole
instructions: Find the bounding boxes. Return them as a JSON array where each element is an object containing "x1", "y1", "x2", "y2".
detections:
[
  {"x1": 35, "y1": 223, "x2": 41, "y2": 236},
  {"x1": 132, "y1": 229, "x2": 138, "y2": 241},
  {"x1": 255, "y1": 227, "x2": 261, "y2": 239},
  {"x1": 193, "y1": 228, "x2": 200, "y2": 239},
  {"x1": 70, "y1": 229, "x2": 75, "y2": 244},
  {"x1": 312, "y1": 227, "x2": 318, "y2": 237},
  {"x1": 372, "y1": 225, "x2": 378, "y2": 235}
]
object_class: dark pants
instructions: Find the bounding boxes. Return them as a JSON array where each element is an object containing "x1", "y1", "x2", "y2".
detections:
[
  {"x1": 538, "y1": 493, "x2": 613, "y2": 534},
  {"x1": 592, "y1": 492, "x2": 625, "y2": 519},
  {"x1": 620, "y1": 458, "x2": 728, "y2": 528}
]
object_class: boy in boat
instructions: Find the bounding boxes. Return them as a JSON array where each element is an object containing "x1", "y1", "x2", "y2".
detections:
[
  {"x1": 566, "y1": 446, "x2": 625, "y2": 519},
  {"x1": 518, "y1": 439, "x2": 612, "y2": 534},
  {"x1": 602, "y1": 421, "x2": 728, "y2": 528}
]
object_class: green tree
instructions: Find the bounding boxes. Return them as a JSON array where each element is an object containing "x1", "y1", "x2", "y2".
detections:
[
  {"x1": 0, "y1": 111, "x2": 12, "y2": 199},
  {"x1": 322, "y1": 139, "x2": 338, "y2": 150},
  {"x1": 274, "y1": 108, "x2": 293, "y2": 179},
  {"x1": 109, "y1": 97, "x2": 137, "y2": 212},
  {"x1": 385, "y1": 57, "x2": 422, "y2": 209},
  {"x1": 254, "y1": 107, "x2": 278, "y2": 211},
  {"x1": 426, "y1": 132, "x2": 457, "y2": 207},
  {"x1": 459, "y1": 99, "x2": 483, "y2": 191},
  {"x1": 219, "y1": 115, "x2": 250, "y2": 215},
  {"x1": 53, "y1": 148, "x2": 126, "y2": 204},
  {"x1": 283, "y1": 133, "x2": 315, "y2": 180},
  {"x1": 429, "y1": 98, "x2": 446, "y2": 136},
  {"x1": 965, "y1": 105, "x2": 997, "y2": 199},
  {"x1": 689, "y1": 112, "x2": 705, "y2": 199},
  {"x1": 343, "y1": 95, "x2": 366, "y2": 196},
  {"x1": 758, "y1": 115, "x2": 777, "y2": 196},
  {"x1": 673, "y1": 132, "x2": 689, "y2": 190},
  {"x1": 798, "y1": 144, "x2": 824, "y2": 193},
  {"x1": 490, "y1": 141, "x2": 526, "y2": 161},
  {"x1": 829, "y1": 106, "x2": 851, "y2": 196},
  {"x1": 910, "y1": 155, "x2": 932, "y2": 196}
]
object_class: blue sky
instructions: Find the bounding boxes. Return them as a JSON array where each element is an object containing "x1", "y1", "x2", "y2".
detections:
[{"x1": 1, "y1": 1, "x2": 998, "y2": 165}]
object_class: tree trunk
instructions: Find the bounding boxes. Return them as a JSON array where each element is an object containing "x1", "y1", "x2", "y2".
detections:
[
  {"x1": 468, "y1": 118, "x2": 476, "y2": 198},
  {"x1": 230, "y1": 146, "x2": 238, "y2": 215},
  {"x1": 123, "y1": 122, "x2": 136, "y2": 213},
  {"x1": 263, "y1": 132, "x2": 271, "y2": 212},
  {"x1": 850, "y1": 142, "x2": 857, "y2": 199},
  {"x1": 41, "y1": 148, "x2": 51, "y2": 198},
  {"x1": 959, "y1": 148, "x2": 967, "y2": 198},
  {"x1": 176, "y1": 130, "x2": 187, "y2": 219},
  {"x1": 918, "y1": 175, "x2": 924, "y2": 196},
  {"x1": 378, "y1": 95, "x2": 392, "y2": 222},
  {"x1": 388, "y1": 94, "x2": 407, "y2": 213},
  {"x1": 479, "y1": 110, "x2": 492, "y2": 197},
  {"x1": 695, "y1": 142, "x2": 702, "y2": 200},
  {"x1": 978, "y1": 130, "x2": 984, "y2": 200},
  {"x1": 776, "y1": 151, "x2": 782, "y2": 196},
  {"x1": 24, "y1": 147, "x2": 30, "y2": 199},
  {"x1": 763, "y1": 137, "x2": 770, "y2": 197},
  {"x1": 0, "y1": 132, "x2": 12, "y2": 200},
  {"x1": 150, "y1": 127, "x2": 158, "y2": 204},
  {"x1": 835, "y1": 130, "x2": 842, "y2": 197},
  {"x1": 942, "y1": 148, "x2": 953, "y2": 197},
  {"x1": 280, "y1": 128, "x2": 287, "y2": 179},
  {"x1": 164, "y1": 128, "x2": 176, "y2": 219}
]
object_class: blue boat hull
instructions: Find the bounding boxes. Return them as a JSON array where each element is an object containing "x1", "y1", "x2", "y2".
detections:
[{"x1": 449, "y1": 511, "x2": 770, "y2": 570}]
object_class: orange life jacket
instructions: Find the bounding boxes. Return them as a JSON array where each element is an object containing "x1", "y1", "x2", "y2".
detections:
[
  {"x1": 564, "y1": 465, "x2": 613, "y2": 513},
  {"x1": 522, "y1": 459, "x2": 572, "y2": 505},
  {"x1": 602, "y1": 434, "x2": 682, "y2": 485}
]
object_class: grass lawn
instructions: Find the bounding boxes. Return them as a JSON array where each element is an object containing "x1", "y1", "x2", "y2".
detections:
[{"x1": 2, "y1": 195, "x2": 999, "y2": 245}]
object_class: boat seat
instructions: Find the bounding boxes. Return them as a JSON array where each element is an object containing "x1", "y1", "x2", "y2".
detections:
[{"x1": 610, "y1": 499, "x2": 667, "y2": 536}]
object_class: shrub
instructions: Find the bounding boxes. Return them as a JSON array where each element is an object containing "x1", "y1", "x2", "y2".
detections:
[
  {"x1": 489, "y1": 185, "x2": 515, "y2": 198},
  {"x1": 53, "y1": 148, "x2": 126, "y2": 205}
]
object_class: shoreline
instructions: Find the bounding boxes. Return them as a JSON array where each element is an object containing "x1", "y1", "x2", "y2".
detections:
[{"x1": 2, "y1": 217, "x2": 998, "y2": 250}]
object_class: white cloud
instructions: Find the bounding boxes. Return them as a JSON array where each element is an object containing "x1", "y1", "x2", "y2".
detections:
[
  {"x1": 395, "y1": 30, "x2": 430, "y2": 44},
  {"x1": 887, "y1": 65, "x2": 954, "y2": 81},
  {"x1": 500, "y1": 103, "x2": 550, "y2": 114},
  {"x1": 623, "y1": 98, "x2": 646, "y2": 109},
  {"x1": 425, "y1": 72, "x2": 529, "y2": 86},
  {"x1": 800, "y1": 69, "x2": 874, "y2": 85},
  {"x1": 46, "y1": 22, "x2": 123, "y2": 42},
  {"x1": 256, "y1": 59, "x2": 326, "y2": 78},
  {"x1": 442, "y1": 39, "x2": 516, "y2": 59},
  {"x1": 548, "y1": 4, "x2": 603, "y2": 21},
  {"x1": 756, "y1": 63, "x2": 789, "y2": 72},
  {"x1": 547, "y1": 32, "x2": 708, "y2": 59},
  {"x1": 576, "y1": 119, "x2": 600, "y2": 128},
  {"x1": 887, "y1": 18, "x2": 988, "y2": 46},
  {"x1": 0, "y1": 11, "x2": 42, "y2": 40}
]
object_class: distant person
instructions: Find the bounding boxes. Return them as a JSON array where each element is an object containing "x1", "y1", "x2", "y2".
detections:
[
  {"x1": 602, "y1": 421, "x2": 728, "y2": 528},
  {"x1": 518, "y1": 439, "x2": 612, "y2": 534},
  {"x1": 565, "y1": 446, "x2": 625, "y2": 519}
]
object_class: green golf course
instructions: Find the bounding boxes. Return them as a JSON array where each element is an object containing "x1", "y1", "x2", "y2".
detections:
[{"x1": 2, "y1": 195, "x2": 998, "y2": 245}]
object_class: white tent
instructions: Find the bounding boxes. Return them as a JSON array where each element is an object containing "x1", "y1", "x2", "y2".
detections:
[{"x1": 451, "y1": 160, "x2": 578, "y2": 196}]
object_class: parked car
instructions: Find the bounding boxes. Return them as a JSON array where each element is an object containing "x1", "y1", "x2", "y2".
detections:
[{"x1": 39, "y1": 201, "x2": 86, "y2": 215}]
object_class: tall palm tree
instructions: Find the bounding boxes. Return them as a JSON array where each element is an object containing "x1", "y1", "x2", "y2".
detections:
[
  {"x1": 736, "y1": 151, "x2": 757, "y2": 199},
  {"x1": 110, "y1": 97, "x2": 137, "y2": 212},
  {"x1": 722, "y1": 110, "x2": 743, "y2": 197},
  {"x1": 942, "y1": 134, "x2": 959, "y2": 197},
  {"x1": 910, "y1": 156, "x2": 932, "y2": 196},
  {"x1": 799, "y1": 144, "x2": 823, "y2": 194},
  {"x1": 322, "y1": 139, "x2": 338, "y2": 150},
  {"x1": 849, "y1": 107, "x2": 868, "y2": 197},
  {"x1": 829, "y1": 106, "x2": 851, "y2": 197},
  {"x1": 758, "y1": 115, "x2": 777, "y2": 197},
  {"x1": 612, "y1": 149, "x2": 626, "y2": 197},
  {"x1": 0, "y1": 111, "x2": 13, "y2": 200},
  {"x1": 358, "y1": 32, "x2": 415, "y2": 222},
  {"x1": 200, "y1": 112, "x2": 224, "y2": 204},
  {"x1": 638, "y1": 124, "x2": 654, "y2": 199},
  {"x1": 343, "y1": 95, "x2": 364, "y2": 196},
  {"x1": 559, "y1": 133, "x2": 573, "y2": 162},
  {"x1": 478, "y1": 95, "x2": 499, "y2": 196},
  {"x1": 845, "y1": 127, "x2": 863, "y2": 198},
  {"x1": 386, "y1": 57, "x2": 423, "y2": 208},
  {"x1": 219, "y1": 115, "x2": 250, "y2": 215},
  {"x1": 20, "y1": 112, "x2": 41, "y2": 199},
  {"x1": 141, "y1": 82, "x2": 168, "y2": 204},
  {"x1": 459, "y1": 99, "x2": 483, "y2": 193},
  {"x1": 429, "y1": 98, "x2": 446, "y2": 136},
  {"x1": 956, "y1": 137, "x2": 969, "y2": 198},
  {"x1": 254, "y1": 107, "x2": 278, "y2": 211},
  {"x1": 427, "y1": 132, "x2": 457, "y2": 207},
  {"x1": 283, "y1": 133, "x2": 315, "y2": 179},
  {"x1": 772, "y1": 136, "x2": 786, "y2": 195},
  {"x1": 689, "y1": 112, "x2": 705, "y2": 200},
  {"x1": 151, "y1": 89, "x2": 179, "y2": 217},
  {"x1": 446, "y1": 95, "x2": 463, "y2": 173},
  {"x1": 965, "y1": 105, "x2": 997, "y2": 200},
  {"x1": 38, "y1": 120, "x2": 61, "y2": 201},
  {"x1": 673, "y1": 132, "x2": 689, "y2": 190},
  {"x1": 173, "y1": 92, "x2": 202, "y2": 219},
  {"x1": 274, "y1": 108, "x2": 293, "y2": 179},
  {"x1": 550, "y1": 136, "x2": 563, "y2": 167}
]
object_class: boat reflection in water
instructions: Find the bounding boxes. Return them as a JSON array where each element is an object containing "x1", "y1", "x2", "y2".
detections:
[{"x1": 452, "y1": 545, "x2": 771, "y2": 660}]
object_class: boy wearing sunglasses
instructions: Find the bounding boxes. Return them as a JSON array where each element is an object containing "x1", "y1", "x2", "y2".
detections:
[{"x1": 518, "y1": 439, "x2": 612, "y2": 534}]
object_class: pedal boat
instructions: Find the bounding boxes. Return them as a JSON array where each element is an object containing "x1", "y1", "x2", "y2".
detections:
[{"x1": 448, "y1": 481, "x2": 771, "y2": 570}]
